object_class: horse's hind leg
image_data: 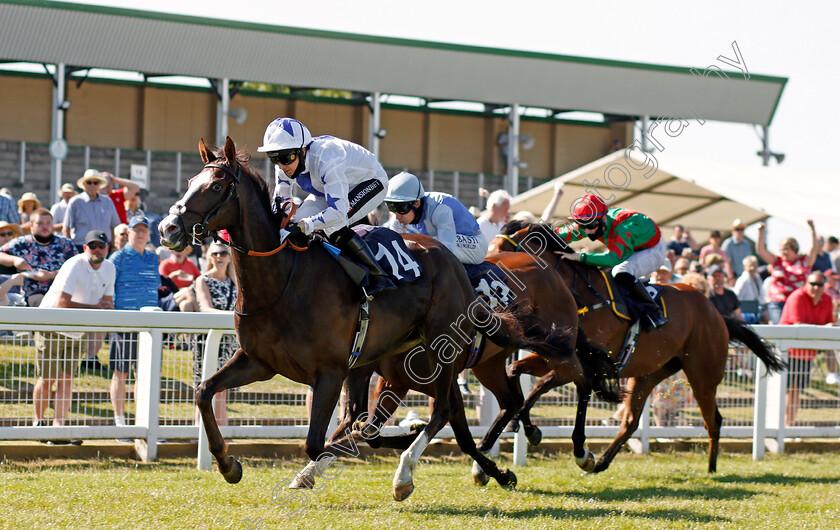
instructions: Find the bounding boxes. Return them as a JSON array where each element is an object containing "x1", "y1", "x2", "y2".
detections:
[
  {"x1": 328, "y1": 364, "x2": 375, "y2": 445},
  {"x1": 509, "y1": 370, "x2": 569, "y2": 445},
  {"x1": 682, "y1": 364, "x2": 725, "y2": 473},
  {"x1": 593, "y1": 364, "x2": 678, "y2": 473},
  {"x1": 195, "y1": 349, "x2": 275, "y2": 483},
  {"x1": 472, "y1": 355, "x2": 522, "y2": 453}
]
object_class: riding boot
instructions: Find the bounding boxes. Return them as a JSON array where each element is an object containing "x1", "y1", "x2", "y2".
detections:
[
  {"x1": 616, "y1": 272, "x2": 667, "y2": 331},
  {"x1": 331, "y1": 227, "x2": 396, "y2": 300}
]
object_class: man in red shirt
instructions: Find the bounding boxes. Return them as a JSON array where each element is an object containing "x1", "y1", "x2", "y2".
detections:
[
  {"x1": 779, "y1": 271, "x2": 834, "y2": 425},
  {"x1": 159, "y1": 247, "x2": 200, "y2": 290},
  {"x1": 99, "y1": 172, "x2": 140, "y2": 225}
]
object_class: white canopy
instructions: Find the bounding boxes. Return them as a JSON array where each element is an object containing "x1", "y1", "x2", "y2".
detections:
[{"x1": 511, "y1": 151, "x2": 839, "y2": 243}]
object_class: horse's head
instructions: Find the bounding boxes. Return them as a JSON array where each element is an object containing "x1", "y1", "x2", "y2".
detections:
[
  {"x1": 159, "y1": 137, "x2": 246, "y2": 251},
  {"x1": 491, "y1": 219, "x2": 575, "y2": 259}
]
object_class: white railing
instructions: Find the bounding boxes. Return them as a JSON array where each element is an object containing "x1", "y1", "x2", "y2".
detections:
[{"x1": 0, "y1": 307, "x2": 837, "y2": 465}]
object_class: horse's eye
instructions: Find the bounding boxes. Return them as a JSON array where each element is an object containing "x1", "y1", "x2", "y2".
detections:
[{"x1": 211, "y1": 183, "x2": 223, "y2": 192}]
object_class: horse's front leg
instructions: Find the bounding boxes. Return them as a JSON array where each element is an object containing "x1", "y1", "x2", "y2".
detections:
[
  {"x1": 572, "y1": 383, "x2": 594, "y2": 472},
  {"x1": 196, "y1": 349, "x2": 275, "y2": 483},
  {"x1": 289, "y1": 368, "x2": 345, "y2": 489}
]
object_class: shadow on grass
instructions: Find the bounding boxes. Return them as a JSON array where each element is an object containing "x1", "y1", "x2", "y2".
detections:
[
  {"x1": 714, "y1": 473, "x2": 840, "y2": 485},
  {"x1": 520, "y1": 483, "x2": 760, "y2": 503},
  {"x1": 406, "y1": 504, "x2": 728, "y2": 524}
]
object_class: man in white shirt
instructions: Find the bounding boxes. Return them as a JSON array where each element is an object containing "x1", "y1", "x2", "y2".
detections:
[
  {"x1": 33, "y1": 230, "x2": 115, "y2": 444},
  {"x1": 476, "y1": 189, "x2": 511, "y2": 242}
]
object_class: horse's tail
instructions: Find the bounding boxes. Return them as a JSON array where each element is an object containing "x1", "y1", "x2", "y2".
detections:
[
  {"x1": 473, "y1": 302, "x2": 573, "y2": 361},
  {"x1": 576, "y1": 327, "x2": 623, "y2": 403},
  {"x1": 723, "y1": 316, "x2": 787, "y2": 374}
]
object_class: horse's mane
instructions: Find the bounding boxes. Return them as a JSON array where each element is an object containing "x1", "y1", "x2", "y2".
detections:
[
  {"x1": 209, "y1": 146, "x2": 281, "y2": 231},
  {"x1": 499, "y1": 220, "x2": 572, "y2": 254}
]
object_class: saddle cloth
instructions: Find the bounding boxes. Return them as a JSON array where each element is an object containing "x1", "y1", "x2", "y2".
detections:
[
  {"x1": 351, "y1": 225, "x2": 423, "y2": 285},
  {"x1": 464, "y1": 261, "x2": 514, "y2": 309},
  {"x1": 599, "y1": 270, "x2": 667, "y2": 323}
]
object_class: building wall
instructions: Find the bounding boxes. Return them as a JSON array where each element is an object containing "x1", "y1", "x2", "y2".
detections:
[
  {"x1": 141, "y1": 87, "x2": 216, "y2": 153},
  {"x1": 0, "y1": 75, "x2": 53, "y2": 142}
]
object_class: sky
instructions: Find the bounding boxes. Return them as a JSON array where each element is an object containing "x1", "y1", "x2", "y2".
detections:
[{"x1": 55, "y1": 0, "x2": 840, "y2": 240}]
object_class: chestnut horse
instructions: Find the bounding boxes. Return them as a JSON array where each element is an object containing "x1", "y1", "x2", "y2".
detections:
[
  {"x1": 326, "y1": 250, "x2": 621, "y2": 485},
  {"x1": 159, "y1": 138, "x2": 569, "y2": 501},
  {"x1": 491, "y1": 221, "x2": 785, "y2": 473}
]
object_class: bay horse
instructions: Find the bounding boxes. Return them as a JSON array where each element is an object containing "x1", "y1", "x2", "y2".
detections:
[
  {"x1": 158, "y1": 137, "x2": 568, "y2": 501},
  {"x1": 325, "y1": 250, "x2": 621, "y2": 486},
  {"x1": 490, "y1": 220, "x2": 786, "y2": 473}
]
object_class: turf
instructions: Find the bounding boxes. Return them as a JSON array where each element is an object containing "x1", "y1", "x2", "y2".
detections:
[{"x1": 2, "y1": 451, "x2": 839, "y2": 529}]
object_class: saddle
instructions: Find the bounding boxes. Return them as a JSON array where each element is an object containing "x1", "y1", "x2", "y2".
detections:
[{"x1": 596, "y1": 270, "x2": 668, "y2": 323}]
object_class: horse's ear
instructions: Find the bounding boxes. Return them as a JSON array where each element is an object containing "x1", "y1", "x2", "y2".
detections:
[
  {"x1": 199, "y1": 138, "x2": 216, "y2": 164},
  {"x1": 223, "y1": 137, "x2": 237, "y2": 168}
]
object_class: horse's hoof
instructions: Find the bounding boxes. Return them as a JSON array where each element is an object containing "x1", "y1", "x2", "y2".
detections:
[
  {"x1": 393, "y1": 481, "x2": 414, "y2": 501},
  {"x1": 503, "y1": 420, "x2": 520, "y2": 433},
  {"x1": 525, "y1": 425, "x2": 542, "y2": 446},
  {"x1": 499, "y1": 469, "x2": 517, "y2": 489},
  {"x1": 575, "y1": 449, "x2": 596, "y2": 473},
  {"x1": 351, "y1": 419, "x2": 364, "y2": 432},
  {"x1": 472, "y1": 460, "x2": 490, "y2": 486},
  {"x1": 222, "y1": 459, "x2": 242, "y2": 484}
]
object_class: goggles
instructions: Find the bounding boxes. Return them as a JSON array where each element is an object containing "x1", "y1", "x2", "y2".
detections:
[
  {"x1": 387, "y1": 202, "x2": 414, "y2": 215},
  {"x1": 267, "y1": 150, "x2": 298, "y2": 166}
]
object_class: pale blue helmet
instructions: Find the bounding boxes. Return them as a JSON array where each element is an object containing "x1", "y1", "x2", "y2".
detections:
[
  {"x1": 257, "y1": 117, "x2": 312, "y2": 152},
  {"x1": 385, "y1": 172, "x2": 425, "y2": 203}
]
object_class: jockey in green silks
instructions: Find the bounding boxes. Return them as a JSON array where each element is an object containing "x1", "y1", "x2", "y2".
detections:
[{"x1": 554, "y1": 193, "x2": 668, "y2": 330}]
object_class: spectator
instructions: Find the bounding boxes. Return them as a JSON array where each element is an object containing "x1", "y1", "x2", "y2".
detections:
[
  {"x1": 50, "y1": 183, "x2": 78, "y2": 233},
  {"x1": 158, "y1": 247, "x2": 199, "y2": 312},
  {"x1": 107, "y1": 216, "x2": 159, "y2": 440},
  {"x1": 672, "y1": 257, "x2": 690, "y2": 280},
  {"x1": 688, "y1": 260, "x2": 705, "y2": 275},
  {"x1": 722, "y1": 219, "x2": 756, "y2": 280},
  {"x1": 63, "y1": 169, "x2": 121, "y2": 251},
  {"x1": 159, "y1": 247, "x2": 200, "y2": 290},
  {"x1": 707, "y1": 264, "x2": 742, "y2": 319},
  {"x1": 678, "y1": 271, "x2": 708, "y2": 295},
  {"x1": 17, "y1": 192, "x2": 41, "y2": 235},
  {"x1": 33, "y1": 230, "x2": 115, "y2": 444},
  {"x1": 826, "y1": 236, "x2": 840, "y2": 272},
  {"x1": 0, "y1": 187, "x2": 21, "y2": 225},
  {"x1": 0, "y1": 273, "x2": 24, "y2": 306},
  {"x1": 111, "y1": 223, "x2": 129, "y2": 252},
  {"x1": 699, "y1": 230, "x2": 728, "y2": 265},
  {"x1": 757, "y1": 219, "x2": 818, "y2": 324},
  {"x1": 812, "y1": 235, "x2": 838, "y2": 274},
  {"x1": 666, "y1": 225, "x2": 699, "y2": 259},
  {"x1": 192, "y1": 242, "x2": 240, "y2": 426},
  {"x1": 539, "y1": 182, "x2": 565, "y2": 223},
  {"x1": 0, "y1": 208, "x2": 77, "y2": 306},
  {"x1": 734, "y1": 255, "x2": 764, "y2": 324},
  {"x1": 779, "y1": 271, "x2": 834, "y2": 425},
  {"x1": 650, "y1": 262, "x2": 673, "y2": 284},
  {"x1": 99, "y1": 172, "x2": 140, "y2": 226},
  {"x1": 823, "y1": 271, "x2": 840, "y2": 385},
  {"x1": 0, "y1": 221, "x2": 22, "y2": 274},
  {"x1": 476, "y1": 189, "x2": 512, "y2": 241},
  {"x1": 124, "y1": 192, "x2": 146, "y2": 223}
]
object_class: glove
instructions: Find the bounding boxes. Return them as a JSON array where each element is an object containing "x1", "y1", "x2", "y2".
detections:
[{"x1": 283, "y1": 222, "x2": 309, "y2": 248}]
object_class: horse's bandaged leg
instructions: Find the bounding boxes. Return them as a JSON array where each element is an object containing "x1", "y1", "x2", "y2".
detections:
[
  {"x1": 393, "y1": 431, "x2": 429, "y2": 500},
  {"x1": 289, "y1": 460, "x2": 319, "y2": 489}
]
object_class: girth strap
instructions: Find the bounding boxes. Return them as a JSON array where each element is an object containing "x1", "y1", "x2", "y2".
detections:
[{"x1": 348, "y1": 299, "x2": 370, "y2": 368}]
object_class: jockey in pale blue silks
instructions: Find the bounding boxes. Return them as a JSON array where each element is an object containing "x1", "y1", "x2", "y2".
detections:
[
  {"x1": 384, "y1": 172, "x2": 488, "y2": 265},
  {"x1": 257, "y1": 117, "x2": 396, "y2": 298}
]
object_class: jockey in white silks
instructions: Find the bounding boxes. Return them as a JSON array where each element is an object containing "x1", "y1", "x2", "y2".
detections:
[{"x1": 257, "y1": 117, "x2": 395, "y2": 298}]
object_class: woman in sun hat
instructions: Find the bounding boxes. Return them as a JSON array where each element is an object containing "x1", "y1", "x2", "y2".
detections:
[{"x1": 17, "y1": 192, "x2": 41, "y2": 235}]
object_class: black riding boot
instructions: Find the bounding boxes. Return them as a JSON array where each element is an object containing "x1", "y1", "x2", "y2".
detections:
[
  {"x1": 616, "y1": 272, "x2": 667, "y2": 331},
  {"x1": 331, "y1": 227, "x2": 396, "y2": 300}
]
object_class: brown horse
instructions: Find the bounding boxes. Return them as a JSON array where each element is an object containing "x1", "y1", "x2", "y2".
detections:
[
  {"x1": 326, "y1": 250, "x2": 621, "y2": 485},
  {"x1": 158, "y1": 138, "x2": 569, "y2": 501},
  {"x1": 491, "y1": 220, "x2": 786, "y2": 473}
]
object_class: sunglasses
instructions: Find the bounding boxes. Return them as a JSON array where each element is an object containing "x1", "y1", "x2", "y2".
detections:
[
  {"x1": 268, "y1": 150, "x2": 298, "y2": 166},
  {"x1": 86, "y1": 241, "x2": 108, "y2": 250},
  {"x1": 733, "y1": 227, "x2": 745, "y2": 231},
  {"x1": 809, "y1": 282, "x2": 825, "y2": 287},
  {"x1": 387, "y1": 202, "x2": 414, "y2": 215},
  {"x1": 0, "y1": 231, "x2": 14, "y2": 237},
  {"x1": 211, "y1": 251, "x2": 229, "y2": 257},
  {"x1": 84, "y1": 180, "x2": 100, "y2": 186}
]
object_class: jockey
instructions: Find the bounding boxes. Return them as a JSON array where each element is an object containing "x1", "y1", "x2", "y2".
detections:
[
  {"x1": 384, "y1": 172, "x2": 487, "y2": 265},
  {"x1": 556, "y1": 193, "x2": 668, "y2": 330},
  {"x1": 257, "y1": 117, "x2": 396, "y2": 298}
]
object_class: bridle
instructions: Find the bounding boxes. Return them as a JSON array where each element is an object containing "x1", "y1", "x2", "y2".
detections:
[{"x1": 169, "y1": 162, "x2": 304, "y2": 256}]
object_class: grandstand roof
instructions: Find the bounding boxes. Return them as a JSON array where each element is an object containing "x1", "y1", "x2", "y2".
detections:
[
  {"x1": 512, "y1": 151, "x2": 840, "y2": 242},
  {"x1": 0, "y1": 0, "x2": 786, "y2": 126}
]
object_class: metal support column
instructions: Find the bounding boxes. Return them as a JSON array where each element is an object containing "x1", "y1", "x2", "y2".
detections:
[
  {"x1": 216, "y1": 78, "x2": 230, "y2": 146},
  {"x1": 507, "y1": 104, "x2": 520, "y2": 196},
  {"x1": 50, "y1": 63, "x2": 67, "y2": 205},
  {"x1": 369, "y1": 91, "x2": 382, "y2": 159}
]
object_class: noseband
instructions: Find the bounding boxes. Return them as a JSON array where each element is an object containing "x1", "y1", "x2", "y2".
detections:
[{"x1": 169, "y1": 163, "x2": 241, "y2": 246}]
